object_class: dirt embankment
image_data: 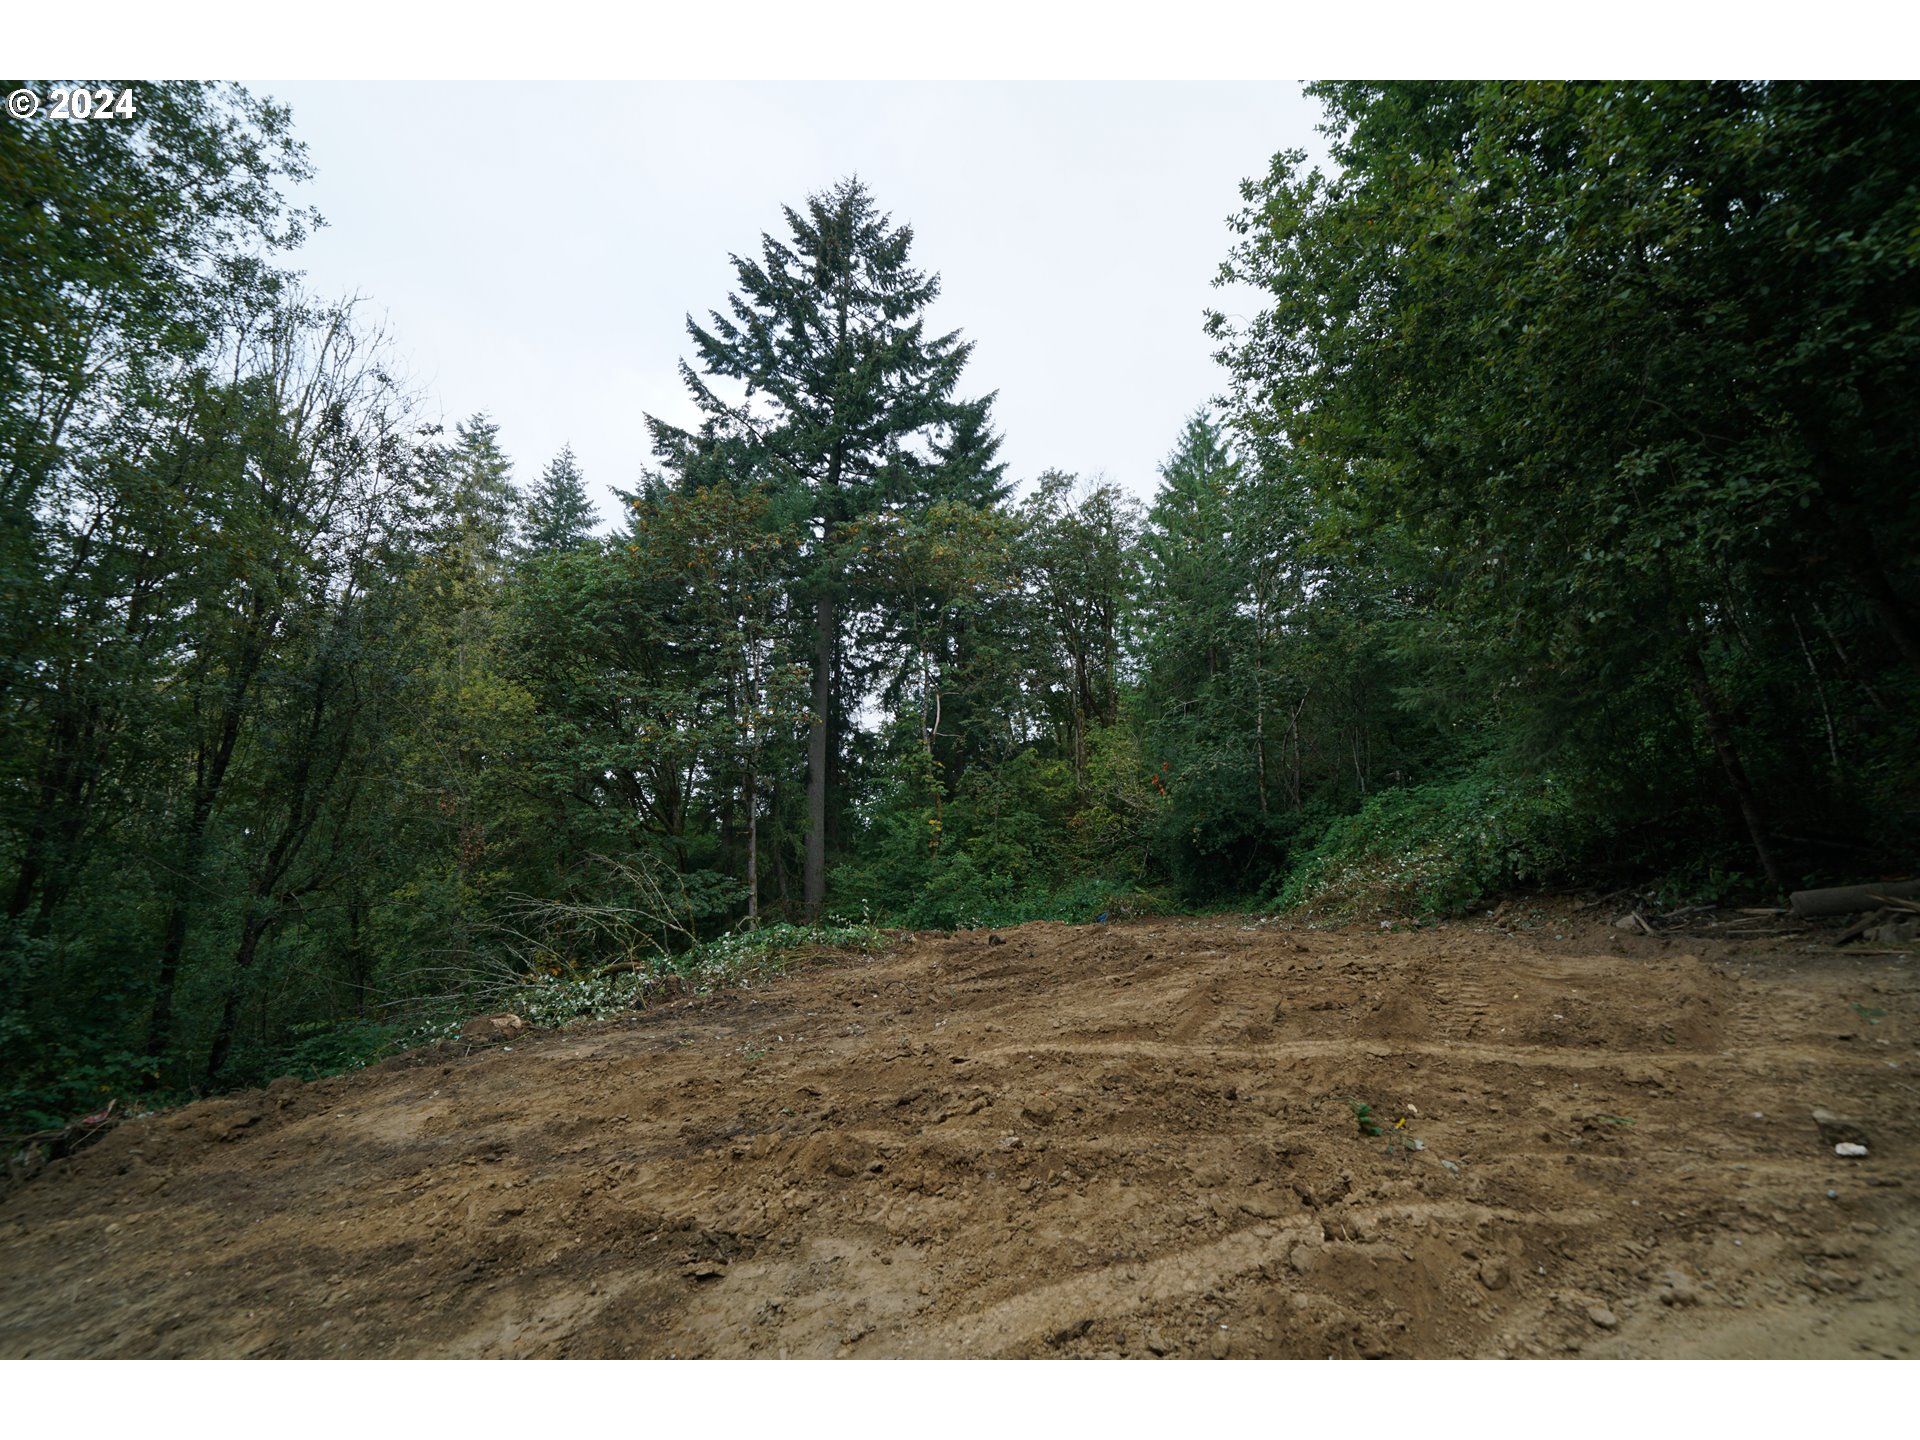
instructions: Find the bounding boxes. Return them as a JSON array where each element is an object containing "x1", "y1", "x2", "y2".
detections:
[{"x1": 3, "y1": 905, "x2": 1916, "y2": 1358}]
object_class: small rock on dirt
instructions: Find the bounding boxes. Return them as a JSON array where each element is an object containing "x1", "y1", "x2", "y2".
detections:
[
  {"x1": 461, "y1": 1013, "x2": 527, "y2": 1044},
  {"x1": 1587, "y1": 1305, "x2": 1618, "y2": 1329},
  {"x1": 1209, "y1": 1329, "x2": 1231, "y2": 1358},
  {"x1": 1477, "y1": 1258, "x2": 1510, "y2": 1291},
  {"x1": 1812, "y1": 1108, "x2": 1869, "y2": 1148},
  {"x1": 1865, "y1": 917, "x2": 1920, "y2": 945},
  {"x1": 1047, "y1": 1317, "x2": 1093, "y2": 1346},
  {"x1": 1834, "y1": 1142, "x2": 1868, "y2": 1158},
  {"x1": 1656, "y1": 1270, "x2": 1701, "y2": 1307}
]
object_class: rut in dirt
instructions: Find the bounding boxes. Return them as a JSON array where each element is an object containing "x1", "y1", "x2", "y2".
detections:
[{"x1": 2, "y1": 907, "x2": 1916, "y2": 1359}]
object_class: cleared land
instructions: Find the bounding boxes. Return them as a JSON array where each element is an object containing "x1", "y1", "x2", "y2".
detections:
[{"x1": 2, "y1": 903, "x2": 1915, "y2": 1359}]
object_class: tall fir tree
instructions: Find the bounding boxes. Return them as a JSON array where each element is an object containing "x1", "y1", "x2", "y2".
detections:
[
  {"x1": 648, "y1": 176, "x2": 1005, "y2": 916},
  {"x1": 1140, "y1": 410, "x2": 1243, "y2": 694},
  {"x1": 433, "y1": 412, "x2": 518, "y2": 572},
  {"x1": 523, "y1": 444, "x2": 597, "y2": 553}
]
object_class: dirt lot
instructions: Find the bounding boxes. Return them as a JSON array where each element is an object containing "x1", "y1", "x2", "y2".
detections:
[{"x1": 3, "y1": 903, "x2": 1916, "y2": 1359}]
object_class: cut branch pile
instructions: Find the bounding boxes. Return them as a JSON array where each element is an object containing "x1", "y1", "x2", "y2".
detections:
[
  {"x1": 1599, "y1": 879, "x2": 1920, "y2": 951},
  {"x1": 2, "y1": 1100, "x2": 124, "y2": 1193}
]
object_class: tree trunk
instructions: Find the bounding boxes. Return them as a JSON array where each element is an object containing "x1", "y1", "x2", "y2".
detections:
[
  {"x1": 1812, "y1": 602, "x2": 1889, "y2": 713},
  {"x1": 144, "y1": 866, "x2": 199, "y2": 1066},
  {"x1": 205, "y1": 909, "x2": 271, "y2": 1083},
  {"x1": 771, "y1": 777, "x2": 792, "y2": 918},
  {"x1": 1253, "y1": 671, "x2": 1269, "y2": 817},
  {"x1": 1288, "y1": 689, "x2": 1309, "y2": 812},
  {"x1": 345, "y1": 900, "x2": 369, "y2": 1019},
  {"x1": 745, "y1": 765, "x2": 760, "y2": 928},
  {"x1": 7, "y1": 697, "x2": 99, "y2": 930},
  {"x1": 145, "y1": 612, "x2": 271, "y2": 1064},
  {"x1": 1789, "y1": 611, "x2": 1842, "y2": 775},
  {"x1": 1682, "y1": 641, "x2": 1786, "y2": 889},
  {"x1": 202, "y1": 642, "x2": 349, "y2": 1081},
  {"x1": 805, "y1": 589, "x2": 832, "y2": 920},
  {"x1": 144, "y1": 793, "x2": 222, "y2": 1064}
]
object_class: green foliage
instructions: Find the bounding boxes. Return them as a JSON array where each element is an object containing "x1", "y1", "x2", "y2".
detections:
[
  {"x1": 521, "y1": 444, "x2": 598, "y2": 554},
  {"x1": 1274, "y1": 769, "x2": 1598, "y2": 919},
  {"x1": 6, "y1": 86, "x2": 1917, "y2": 1135},
  {"x1": 269, "y1": 1020, "x2": 413, "y2": 1083},
  {"x1": 0, "y1": 1042, "x2": 161, "y2": 1137},
  {"x1": 1212, "y1": 81, "x2": 1920, "y2": 897},
  {"x1": 647, "y1": 175, "x2": 1007, "y2": 918},
  {"x1": 1647, "y1": 863, "x2": 1767, "y2": 912},
  {"x1": 686, "y1": 921, "x2": 889, "y2": 982},
  {"x1": 399, "y1": 920, "x2": 892, "y2": 1047},
  {"x1": 832, "y1": 715, "x2": 1165, "y2": 929}
]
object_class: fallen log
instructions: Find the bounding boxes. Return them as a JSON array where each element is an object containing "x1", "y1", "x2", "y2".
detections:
[{"x1": 1791, "y1": 880, "x2": 1920, "y2": 919}]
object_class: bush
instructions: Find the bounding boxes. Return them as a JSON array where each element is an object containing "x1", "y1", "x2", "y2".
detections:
[
  {"x1": 0, "y1": 1040, "x2": 161, "y2": 1137},
  {"x1": 1271, "y1": 770, "x2": 1597, "y2": 919},
  {"x1": 268, "y1": 1019, "x2": 413, "y2": 1082}
]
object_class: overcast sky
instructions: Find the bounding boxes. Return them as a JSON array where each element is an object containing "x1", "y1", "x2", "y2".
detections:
[{"x1": 256, "y1": 82, "x2": 1333, "y2": 527}]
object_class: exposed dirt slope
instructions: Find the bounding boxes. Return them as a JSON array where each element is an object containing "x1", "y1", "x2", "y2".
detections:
[{"x1": 3, "y1": 906, "x2": 1916, "y2": 1358}]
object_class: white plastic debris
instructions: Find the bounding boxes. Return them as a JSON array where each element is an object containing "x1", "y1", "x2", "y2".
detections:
[{"x1": 1835, "y1": 1142, "x2": 1868, "y2": 1158}]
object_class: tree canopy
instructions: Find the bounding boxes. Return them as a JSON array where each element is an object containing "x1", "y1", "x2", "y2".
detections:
[{"x1": 2, "y1": 82, "x2": 1914, "y2": 1134}]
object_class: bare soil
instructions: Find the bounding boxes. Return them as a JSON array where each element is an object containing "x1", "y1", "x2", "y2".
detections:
[{"x1": 3, "y1": 903, "x2": 1916, "y2": 1359}]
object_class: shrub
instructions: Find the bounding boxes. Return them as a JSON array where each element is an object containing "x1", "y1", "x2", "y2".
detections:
[{"x1": 1271, "y1": 770, "x2": 1597, "y2": 919}]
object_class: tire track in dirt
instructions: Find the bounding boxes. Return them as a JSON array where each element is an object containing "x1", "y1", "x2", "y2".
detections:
[{"x1": 2, "y1": 906, "x2": 1915, "y2": 1358}]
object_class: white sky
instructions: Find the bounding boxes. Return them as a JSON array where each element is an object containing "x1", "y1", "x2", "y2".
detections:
[
  {"x1": 252, "y1": 81, "x2": 1331, "y2": 528},
  {"x1": 27, "y1": 2, "x2": 1902, "y2": 536}
]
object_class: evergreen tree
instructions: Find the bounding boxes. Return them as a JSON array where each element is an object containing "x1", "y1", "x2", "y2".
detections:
[
  {"x1": 523, "y1": 444, "x2": 597, "y2": 553},
  {"x1": 648, "y1": 176, "x2": 1004, "y2": 916},
  {"x1": 1139, "y1": 410, "x2": 1243, "y2": 697},
  {"x1": 433, "y1": 412, "x2": 518, "y2": 570}
]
